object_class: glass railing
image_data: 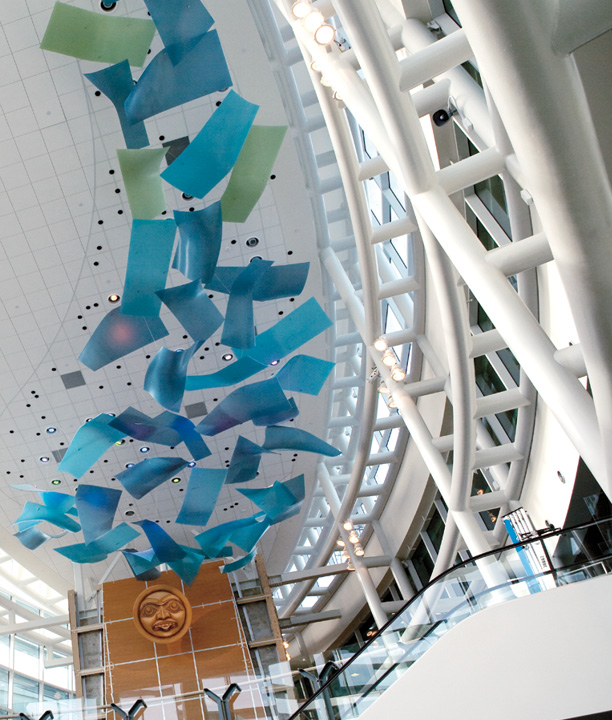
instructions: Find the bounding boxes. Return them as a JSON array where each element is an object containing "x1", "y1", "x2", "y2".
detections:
[{"x1": 290, "y1": 517, "x2": 612, "y2": 720}]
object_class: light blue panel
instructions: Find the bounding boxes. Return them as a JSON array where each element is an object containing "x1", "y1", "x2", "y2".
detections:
[
  {"x1": 55, "y1": 523, "x2": 139, "y2": 564},
  {"x1": 122, "y1": 219, "x2": 176, "y2": 316},
  {"x1": 157, "y1": 280, "x2": 223, "y2": 341},
  {"x1": 15, "y1": 502, "x2": 81, "y2": 532},
  {"x1": 263, "y1": 425, "x2": 341, "y2": 457},
  {"x1": 58, "y1": 414, "x2": 126, "y2": 478},
  {"x1": 221, "y1": 548, "x2": 256, "y2": 573},
  {"x1": 157, "y1": 412, "x2": 211, "y2": 461},
  {"x1": 253, "y1": 263, "x2": 310, "y2": 301},
  {"x1": 144, "y1": 340, "x2": 202, "y2": 412},
  {"x1": 79, "y1": 307, "x2": 169, "y2": 371},
  {"x1": 124, "y1": 31, "x2": 230, "y2": 124},
  {"x1": 195, "y1": 378, "x2": 292, "y2": 436},
  {"x1": 267, "y1": 475, "x2": 305, "y2": 525},
  {"x1": 243, "y1": 297, "x2": 333, "y2": 366},
  {"x1": 173, "y1": 202, "x2": 222, "y2": 283},
  {"x1": 185, "y1": 356, "x2": 267, "y2": 391},
  {"x1": 84, "y1": 60, "x2": 149, "y2": 149},
  {"x1": 237, "y1": 481, "x2": 298, "y2": 521},
  {"x1": 168, "y1": 545, "x2": 205, "y2": 585},
  {"x1": 14, "y1": 528, "x2": 50, "y2": 550},
  {"x1": 204, "y1": 266, "x2": 243, "y2": 293},
  {"x1": 109, "y1": 406, "x2": 181, "y2": 446},
  {"x1": 39, "y1": 491, "x2": 75, "y2": 514},
  {"x1": 161, "y1": 91, "x2": 259, "y2": 198},
  {"x1": 75, "y1": 485, "x2": 122, "y2": 545},
  {"x1": 175, "y1": 468, "x2": 226, "y2": 525},
  {"x1": 229, "y1": 517, "x2": 270, "y2": 553},
  {"x1": 135, "y1": 520, "x2": 186, "y2": 562},
  {"x1": 123, "y1": 548, "x2": 161, "y2": 577},
  {"x1": 143, "y1": 0, "x2": 213, "y2": 59},
  {"x1": 226, "y1": 436, "x2": 272, "y2": 485},
  {"x1": 194, "y1": 517, "x2": 253, "y2": 558},
  {"x1": 117, "y1": 457, "x2": 188, "y2": 499},
  {"x1": 276, "y1": 355, "x2": 335, "y2": 395},
  {"x1": 221, "y1": 259, "x2": 272, "y2": 349},
  {"x1": 252, "y1": 396, "x2": 299, "y2": 426}
]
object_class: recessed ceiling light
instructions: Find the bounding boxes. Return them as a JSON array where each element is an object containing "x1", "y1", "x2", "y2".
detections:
[
  {"x1": 222, "y1": 353, "x2": 234, "y2": 362},
  {"x1": 51, "y1": 479, "x2": 61, "y2": 485},
  {"x1": 269, "y1": 360, "x2": 279, "y2": 366},
  {"x1": 85, "y1": 417, "x2": 93, "y2": 423},
  {"x1": 139, "y1": 446, "x2": 150, "y2": 453},
  {"x1": 115, "y1": 439, "x2": 125, "y2": 446},
  {"x1": 100, "y1": 1, "x2": 117, "y2": 11},
  {"x1": 187, "y1": 461, "x2": 196, "y2": 468},
  {"x1": 39, "y1": 457, "x2": 50, "y2": 463},
  {"x1": 171, "y1": 477, "x2": 181, "y2": 483},
  {"x1": 125, "y1": 463, "x2": 135, "y2": 469},
  {"x1": 108, "y1": 294, "x2": 120, "y2": 303},
  {"x1": 46, "y1": 427, "x2": 57, "y2": 434},
  {"x1": 125, "y1": 510, "x2": 135, "y2": 516},
  {"x1": 245, "y1": 236, "x2": 259, "y2": 248}
]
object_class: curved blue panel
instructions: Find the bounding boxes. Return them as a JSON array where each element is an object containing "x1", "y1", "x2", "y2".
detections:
[
  {"x1": 144, "y1": 340, "x2": 202, "y2": 412},
  {"x1": 161, "y1": 90, "x2": 258, "y2": 199},
  {"x1": 55, "y1": 523, "x2": 139, "y2": 564},
  {"x1": 276, "y1": 355, "x2": 335, "y2": 395},
  {"x1": 173, "y1": 202, "x2": 222, "y2": 282},
  {"x1": 39, "y1": 491, "x2": 76, "y2": 514},
  {"x1": 15, "y1": 528, "x2": 50, "y2": 550},
  {"x1": 262, "y1": 425, "x2": 340, "y2": 457},
  {"x1": 143, "y1": 0, "x2": 213, "y2": 59},
  {"x1": 176, "y1": 468, "x2": 226, "y2": 526},
  {"x1": 122, "y1": 219, "x2": 176, "y2": 317},
  {"x1": 253, "y1": 263, "x2": 310, "y2": 301},
  {"x1": 124, "y1": 31, "x2": 231, "y2": 124},
  {"x1": 195, "y1": 378, "x2": 292, "y2": 436},
  {"x1": 185, "y1": 356, "x2": 267, "y2": 391},
  {"x1": 157, "y1": 280, "x2": 223, "y2": 341},
  {"x1": 156, "y1": 412, "x2": 211, "y2": 461},
  {"x1": 109, "y1": 407, "x2": 181, "y2": 446},
  {"x1": 79, "y1": 307, "x2": 169, "y2": 371},
  {"x1": 117, "y1": 457, "x2": 188, "y2": 499},
  {"x1": 135, "y1": 519, "x2": 186, "y2": 562},
  {"x1": 238, "y1": 481, "x2": 299, "y2": 521},
  {"x1": 229, "y1": 516, "x2": 270, "y2": 553},
  {"x1": 168, "y1": 545, "x2": 205, "y2": 585},
  {"x1": 222, "y1": 259, "x2": 272, "y2": 349},
  {"x1": 123, "y1": 548, "x2": 161, "y2": 577},
  {"x1": 226, "y1": 436, "x2": 272, "y2": 485},
  {"x1": 75, "y1": 485, "x2": 122, "y2": 545},
  {"x1": 221, "y1": 548, "x2": 257, "y2": 573},
  {"x1": 84, "y1": 60, "x2": 149, "y2": 149},
  {"x1": 58, "y1": 414, "x2": 126, "y2": 478},
  {"x1": 15, "y1": 502, "x2": 80, "y2": 532},
  {"x1": 252, "y1": 396, "x2": 299, "y2": 426}
]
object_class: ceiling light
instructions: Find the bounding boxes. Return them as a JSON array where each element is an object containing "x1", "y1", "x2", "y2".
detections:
[
  {"x1": 373, "y1": 337, "x2": 388, "y2": 352},
  {"x1": 349, "y1": 534, "x2": 360, "y2": 544},
  {"x1": 333, "y1": 91, "x2": 343, "y2": 103},
  {"x1": 171, "y1": 477, "x2": 181, "y2": 484},
  {"x1": 382, "y1": 350, "x2": 396, "y2": 367},
  {"x1": 378, "y1": 384, "x2": 389, "y2": 394},
  {"x1": 388, "y1": 397, "x2": 398, "y2": 409},
  {"x1": 320, "y1": 75, "x2": 332, "y2": 88},
  {"x1": 222, "y1": 353, "x2": 234, "y2": 362},
  {"x1": 343, "y1": 521, "x2": 353, "y2": 531},
  {"x1": 336, "y1": 539, "x2": 345, "y2": 547},
  {"x1": 303, "y1": 9, "x2": 324, "y2": 32},
  {"x1": 115, "y1": 439, "x2": 125, "y2": 446},
  {"x1": 285, "y1": 653, "x2": 291, "y2": 661},
  {"x1": 139, "y1": 446, "x2": 150, "y2": 453},
  {"x1": 188, "y1": 461, "x2": 196, "y2": 468},
  {"x1": 314, "y1": 23, "x2": 335, "y2": 45},
  {"x1": 51, "y1": 479, "x2": 61, "y2": 486},
  {"x1": 108, "y1": 294, "x2": 120, "y2": 303},
  {"x1": 355, "y1": 547, "x2": 365, "y2": 557},
  {"x1": 245, "y1": 236, "x2": 259, "y2": 248},
  {"x1": 39, "y1": 456, "x2": 50, "y2": 463},
  {"x1": 46, "y1": 427, "x2": 57, "y2": 434},
  {"x1": 391, "y1": 367, "x2": 406, "y2": 382},
  {"x1": 100, "y1": 1, "x2": 117, "y2": 10},
  {"x1": 283, "y1": 640, "x2": 290, "y2": 649},
  {"x1": 291, "y1": 1, "x2": 311, "y2": 19},
  {"x1": 125, "y1": 463, "x2": 135, "y2": 469},
  {"x1": 310, "y1": 59, "x2": 321, "y2": 73},
  {"x1": 85, "y1": 417, "x2": 93, "y2": 423},
  {"x1": 269, "y1": 359, "x2": 279, "y2": 366}
]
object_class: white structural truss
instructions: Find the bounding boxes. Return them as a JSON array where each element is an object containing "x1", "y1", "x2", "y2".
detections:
[{"x1": 247, "y1": 0, "x2": 612, "y2": 640}]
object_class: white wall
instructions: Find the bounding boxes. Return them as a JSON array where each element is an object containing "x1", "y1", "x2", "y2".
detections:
[{"x1": 359, "y1": 574, "x2": 612, "y2": 720}]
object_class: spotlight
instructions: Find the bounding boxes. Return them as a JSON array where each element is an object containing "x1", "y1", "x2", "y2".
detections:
[
  {"x1": 314, "y1": 23, "x2": 335, "y2": 45},
  {"x1": 349, "y1": 533, "x2": 359, "y2": 544},
  {"x1": 39, "y1": 456, "x2": 50, "y2": 463},
  {"x1": 115, "y1": 439, "x2": 125, "y2": 446},
  {"x1": 291, "y1": 0, "x2": 311, "y2": 19},
  {"x1": 310, "y1": 59, "x2": 321, "y2": 73},
  {"x1": 343, "y1": 521, "x2": 353, "y2": 531},
  {"x1": 270, "y1": 359, "x2": 280, "y2": 366},
  {"x1": 355, "y1": 546, "x2": 365, "y2": 557},
  {"x1": 303, "y1": 9, "x2": 324, "y2": 32},
  {"x1": 46, "y1": 427, "x2": 57, "y2": 434},
  {"x1": 100, "y1": 1, "x2": 117, "y2": 10},
  {"x1": 108, "y1": 294, "x2": 120, "y2": 303},
  {"x1": 51, "y1": 479, "x2": 61, "y2": 486},
  {"x1": 125, "y1": 463, "x2": 135, "y2": 469},
  {"x1": 139, "y1": 446, "x2": 150, "y2": 453},
  {"x1": 373, "y1": 337, "x2": 388, "y2": 352},
  {"x1": 245, "y1": 236, "x2": 259, "y2": 248},
  {"x1": 222, "y1": 353, "x2": 234, "y2": 362},
  {"x1": 391, "y1": 366, "x2": 406, "y2": 382},
  {"x1": 432, "y1": 103, "x2": 458, "y2": 127},
  {"x1": 188, "y1": 461, "x2": 196, "y2": 468},
  {"x1": 382, "y1": 350, "x2": 396, "y2": 367},
  {"x1": 388, "y1": 397, "x2": 398, "y2": 409},
  {"x1": 378, "y1": 384, "x2": 389, "y2": 394},
  {"x1": 336, "y1": 539, "x2": 346, "y2": 548},
  {"x1": 171, "y1": 477, "x2": 181, "y2": 484},
  {"x1": 320, "y1": 75, "x2": 332, "y2": 88}
]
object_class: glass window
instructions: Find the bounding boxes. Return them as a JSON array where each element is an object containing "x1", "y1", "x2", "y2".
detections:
[
  {"x1": 474, "y1": 176, "x2": 511, "y2": 238},
  {"x1": 12, "y1": 674, "x2": 40, "y2": 713},
  {"x1": 442, "y1": 0, "x2": 461, "y2": 25},
  {"x1": 14, "y1": 637, "x2": 40, "y2": 677},
  {"x1": 425, "y1": 509, "x2": 445, "y2": 554},
  {"x1": 0, "y1": 634, "x2": 9, "y2": 668},
  {"x1": 411, "y1": 540, "x2": 434, "y2": 587},
  {"x1": 0, "y1": 667, "x2": 8, "y2": 709}
]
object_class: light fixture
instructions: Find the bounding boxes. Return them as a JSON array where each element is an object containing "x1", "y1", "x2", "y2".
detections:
[
  {"x1": 374, "y1": 337, "x2": 388, "y2": 352},
  {"x1": 171, "y1": 477, "x2": 181, "y2": 484},
  {"x1": 222, "y1": 353, "x2": 234, "y2": 362},
  {"x1": 320, "y1": 75, "x2": 332, "y2": 88},
  {"x1": 349, "y1": 534, "x2": 359, "y2": 545},
  {"x1": 283, "y1": 640, "x2": 290, "y2": 649},
  {"x1": 314, "y1": 23, "x2": 335, "y2": 45},
  {"x1": 285, "y1": 653, "x2": 291, "y2": 661},
  {"x1": 108, "y1": 293, "x2": 120, "y2": 303},
  {"x1": 388, "y1": 397, "x2": 398, "y2": 409},
  {"x1": 125, "y1": 463, "x2": 135, "y2": 469},
  {"x1": 336, "y1": 538, "x2": 345, "y2": 547},
  {"x1": 303, "y1": 9, "x2": 324, "y2": 32},
  {"x1": 51, "y1": 479, "x2": 61, "y2": 486},
  {"x1": 291, "y1": 0, "x2": 311, "y2": 19},
  {"x1": 343, "y1": 520, "x2": 353, "y2": 531},
  {"x1": 85, "y1": 417, "x2": 93, "y2": 423},
  {"x1": 391, "y1": 366, "x2": 406, "y2": 382},
  {"x1": 378, "y1": 384, "x2": 389, "y2": 394},
  {"x1": 270, "y1": 359, "x2": 279, "y2": 366},
  {"x1": 382, "y1": 349, "x2": 396, "y2": 367},
  {"x1": 310, "y1": 59, "x2": 321, "y2": 73},
  {"x1": 39, "y1": 456, "x2": 50, "y2": 463},
  {"x1": 115, "y1": 439, "x2": 125, "y2": 446},
  {"x1": 332, "y1": 91, "x2": 343, "y2": 102},
  {"x1": 46, "y1": 427, "x2": 57, "y2": 434},
  {"x1": 355, "y1": 546, "x2": 365, "y2": 557},
  {"x1": 139, "y1": 446, "x2": 150, "y2": 453},
  {"x1": 188, "y1": 461, "x2": 196, "y2": 468}
]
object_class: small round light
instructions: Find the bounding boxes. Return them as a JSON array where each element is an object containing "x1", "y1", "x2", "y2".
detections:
[
  {"x1": 269, "y1": 359, "x2": 279, "y2": 366},
  {"x1": 303, "y1": 9, "x2": 324, "y2": 32},
  {"x1": 108, "y1": 294, "x2": 120, "y2": 303},
  {"x1": 388, "y1": 397, "x2": 398, "y2": 409},
  {"x1": 188, "y1": 461, "x2": 196, "y2": 468},
  {"x1": 283, "y1": 640, "x2": 290, "y2": 649},
  {"x1": 139, "y1": 446, "x2": 150, "y2": 453},
  {"x1": 349, "y1": 534, "x2": 359, "y2": 544},
  {"x1": 391, "y1": 367, "x2": 406, "y2": 382},
  {"x1": 245, "y1": 236, "x2": 259, "y2": 248},
  {"x1": 171, "y1": 477, "x2": 181, "y2": 484},
  {"x1": 126, "y1": 463, "x2": 135, "y2": 469},
  {"x1": 355, "y1": 547, "x2": 365, "y2": 557},
  {"x1": 343, "y1": 521, "x2": 353, "y2": 531},
  {"x1": 51, "y1": 479, "x2": 61, "y2": 486},
  {"x1": 46, "y1": 427, "x2": 57, "y2": 434},
  {"x1": 285, "y1": 653, "x2": 291, "y2": 661},
  {"x1": 314, "y1": 23, "x2": 335, "y2": 45},
  {"x1": 125, "y1": 510, "x2": 135, "y2": 517},
  {"x1": 320, "y1": 75, "x2": 332, "y2": 88},
  {"x1": 310, "y1": 59, "x2": 321, "y2": 73},
  {"x1": 222, "y1": 353, "x2": 234, "y2": 362},
  {"x1": 100, "y1": 1, "x2": 117, "y2": 11},
  {"x1": 115, "y1": 439, "x2": 125, "y2": 446},
  {"x1": 382, "y1": 350, "x2": 396, "y2": 367},
  {"x1": 373, "y1": 337, "x2": 388, "y2": 352},
  {"x1": 378, "y1": 384, "x2": 389, "y2": 394},
  {"x1": 336, "y1": 539, "x2": 345, "y2": 547},
  {"x1": 291, "y1": 0, "x2": 311, "y2": 19},
  {"x1": 85, "y1": 417, "x2": 93, "y2": 423},
  {"x1": 39, "y1": 456, "x2": 50, "y2": 463}
]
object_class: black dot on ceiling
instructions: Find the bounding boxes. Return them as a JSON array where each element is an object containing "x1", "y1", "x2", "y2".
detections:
[
  {"x1": 36, "y1": 432, "x2": 40, "y2": 437},
  {"x1": 290, "y1": 297, "x2": 295, "y2": 302},
  {"x1": 290, "y1": 418, "x2": 295, "y2": 422},
  {"x1": 216, "y1": 101, "x2": 221, "y2": 107},
  {"x1": 129, "y1": 439, "x2": 134, "y2": 443},
  {"x1": 214, "y1": 341, "x2": 219, "y2": 346},
  {"x1": 26, "y1": 404, "x2": 30, "y2": 408},
  {"x1": 103, "y1": 459, "x2": 108, "y2": 463},
  {"x1": 182, "y1": 335, "x2": 188, "y2": 339},
  {"x1": 278, "y1": 311, "x2": 284, "y2": 316},
  {"x1": 31, "y1": 391, "x2": 36, "y2": 395},
  {"x1": 118, "y1": 210, "x2": 123, "y2": 215},
  {"x1": 97, "y1": 245, "x2": 102, "y2": 250},
  {"x1": 93, "y1": 262, "x2": 99, "y2": 266},
  {"x1": 95, "y1": 91, "x2": 101, "y2": 97},
  {"x1": 166, "y1": 520, "x2": 171, "y2": 523},
  {"x1": 204, "y1": 347, "x2": 209, "y2": 351},
  {"x1": 41, "y1": 416, "x2": 45, "y2": 420},
  {"x1": 82, "y1": 326, "x2": 87, "y2": 331},
  {"x1": 127, "y1": 382, "x2": 132, "y2": 386},
  {"x1": 109, "y1": 169, "x2": 115, "y2": 175},
  {"x1": 94, "y1": 303, "x2": 99, "y2": 307},
  {"x1": 287, "y1": 250, "x2": 293, "y2": 255},
  {"x1": 116, "y1": 365, "x2": 121, "y2": 369},
  {"x1": 114, "y1": 188, "x2": 120, "y2": 194},
  {"x1": 270, "y1": 174, "x2": 276, "y2": 180},
  {"x1": 34, "y1": 394, "x2": 39, "y2": 398},
  {"x1": 60, "y1": 442, "x2": 64, "y2": 446},
  {"x1": 78, "y1": 315, "x2": 83, "y2": 319},
  {"x1": 98, "y1": 220, "x2": 103, "y2": 225},
  {"x1": 159, "y1": 135, "x2": 165, "y2": 141},
  {"x1": 147, "y1": 49, "x2": 151, "y2": 54},
  {"x1": 292, "y1": 458, "x2": 296, "y2": 462},
  {"x1": 179, "y1": 488, "x2": 184, "y2": 492},
  {"x1": 99, "y1": 385, "x2": 104, "y2": 390},
  {"x1": 89, "y1": 470, "x2": 94, "y2": 473},
  {"x1": 189, "y1": 207, "x2": 194, "y2": 212},
  {"x1": 231, "y1": 239, "x2": 236, "y2": 245},
  {"x1": 145, "y1": 354, "x2": 151, "y2": 359},
  {"x1": 161, "y1": 211, "x2": 167, "y2": 215},
  {"x1": 224, "y1": 447, "x2": 229, "y2": 451},
  {"x1": 199, "y1": 355, "x2": 204, "y2": 360},
  {"x1": 9, "y1": 430, "x2": 13, "y2": 434},
  {"x1": 51, "y1": 368, "x2": 56, "y2": 372}
]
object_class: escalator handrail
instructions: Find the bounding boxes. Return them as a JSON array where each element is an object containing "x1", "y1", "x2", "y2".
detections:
[{"x1": 287, "y1": 515, "x2": 612, "y2": 720}]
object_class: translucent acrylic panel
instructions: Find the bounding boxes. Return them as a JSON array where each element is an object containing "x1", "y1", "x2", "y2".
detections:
[{"x1": 12, "y1": 674, "x2": 40, "y2": 713}]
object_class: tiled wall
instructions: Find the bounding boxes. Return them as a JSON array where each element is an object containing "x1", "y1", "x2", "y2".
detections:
[{"x1": 103, "y1": 562, "x2": 263, "y2": 720}]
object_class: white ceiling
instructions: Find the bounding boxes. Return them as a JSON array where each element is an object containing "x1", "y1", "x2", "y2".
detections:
[{"x1": 0, "y1": 0, "x2": 333, "y2": 595}]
